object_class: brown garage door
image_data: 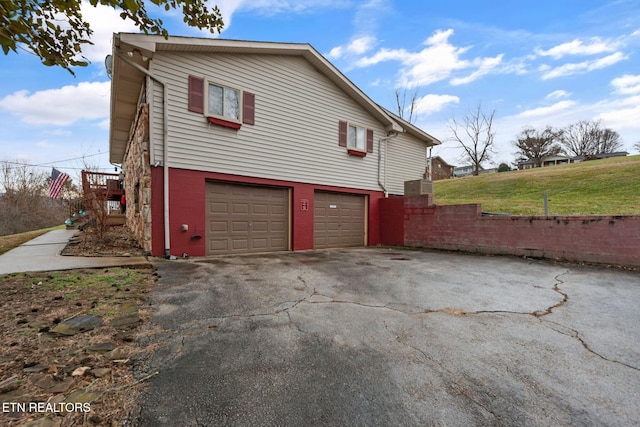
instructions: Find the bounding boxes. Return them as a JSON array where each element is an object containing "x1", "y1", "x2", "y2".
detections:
[
  {"x1": 314, "y1": 191, "x2": 366, "y2": 249},
  {"x1": 206, "y1": 182, "x2": 289, "y2": 255}
]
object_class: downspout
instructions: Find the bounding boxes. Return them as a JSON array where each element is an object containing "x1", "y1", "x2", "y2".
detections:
[
  {"x1": 115, "y1": 50, "x2": 172, "y2": 259},
  {"x1": 378, "y1": 132, "x2": 399, "y2": 197}
]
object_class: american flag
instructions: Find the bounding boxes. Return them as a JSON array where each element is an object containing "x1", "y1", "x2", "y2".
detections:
[{"x1": 48, "y1": 168, "x2": 70, "y2": 199}]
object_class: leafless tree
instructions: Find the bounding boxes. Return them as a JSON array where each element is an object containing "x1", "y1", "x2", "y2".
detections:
[
  {"x1": 513, "y1": 126, "x2": 564, "y2": 167},
  {"x1": 634, "y1": 140, "x2": 640, "y2": 152},
  {"x1": 560, "y1": 120, "x2": 623, "y2": 156},
  {"x1": 0, "y1": 161, "x2": 68, "y2": 235},
  {"x1": 448, "y1": 103, "x2": 496, "y2": 175},
  {"x1": 395, "y1": 88, "x2": 419, "y2": 124},
  {"x1": 595, "y1": 127, "x2": 624, "y2": 154}
]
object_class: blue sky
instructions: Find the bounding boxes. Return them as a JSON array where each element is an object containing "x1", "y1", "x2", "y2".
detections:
[{"x1": 1, "y1": 0, "x2": 640, "y2": 181}]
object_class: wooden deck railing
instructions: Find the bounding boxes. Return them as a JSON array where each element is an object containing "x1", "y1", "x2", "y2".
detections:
[{"x1": 81, "y1": 171, "x2": 124, "y2": 201}]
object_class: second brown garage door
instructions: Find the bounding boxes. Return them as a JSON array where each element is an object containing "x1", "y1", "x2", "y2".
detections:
[
  {"x1": 314, "y1": 191, "x2": 366, "y2": 249},
  {"x1": 206, "y1": 181, "x2": 289, "y2": 255}
]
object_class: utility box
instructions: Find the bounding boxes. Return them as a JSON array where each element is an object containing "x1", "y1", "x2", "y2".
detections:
[{"x1": 404, "y1": 179, "x2": 433, "y2": 197}]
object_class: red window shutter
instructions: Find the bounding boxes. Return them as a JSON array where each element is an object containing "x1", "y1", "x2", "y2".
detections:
[
  {"x1": 188, "y1": 76, "x2": 204, "y2": 114},
  {"x1": 366, "y1": 129, "x2": 374, "y2": 153},
  {"x1": 338, "y1": 121, "x2": 347, "y2": 147},
  {"x1": 243, "y1": 92, "x2": 255, "y2": 125}
]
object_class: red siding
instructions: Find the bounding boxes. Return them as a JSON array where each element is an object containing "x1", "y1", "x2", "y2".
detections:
[
  {"x1": 379, "y1": 197, "x2": 404, "y2": 245},
  {"x1": 150, "y1": 167, "x2": 384, "y2": 257}
]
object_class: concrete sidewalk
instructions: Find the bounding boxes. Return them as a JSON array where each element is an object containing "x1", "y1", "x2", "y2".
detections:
[{"x1": 0, "y1": 229, "x2": 149, "y2": 275}]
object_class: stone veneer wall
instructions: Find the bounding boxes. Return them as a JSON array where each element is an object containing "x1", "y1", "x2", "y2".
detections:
[{"x1": 123, "y1": 103, "x2": 153, "y2": 254}]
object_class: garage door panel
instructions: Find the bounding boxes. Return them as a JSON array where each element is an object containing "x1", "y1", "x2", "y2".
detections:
[
  {"x1": 206, "y1": 182, "x2": 289, "y2": 255},
  {"x1": 232, "y1": 203, "x2": 250, "y2": 214},
  {"x1": 209, "y1": 202, "x2": 228, "y2": 214},
  {"x1": 232, "y1": 239, "x2": 249, "y2": 250},
  {"x1": 270, "y1": 221, "x2": 286, "y2": 232},
  {"x1": 271, "y1": 205, "x2": 286, "y2": 215},
  {"x1": 314, "y1": 191, "x2": 365, "y2": 249},
  {"x1": 252, "y1": 239, "x2": 268, "y2": 249},
  {"x1": 252, "y1": 221, "x2": 268, "y2": 232},
  {"x1": 252, "y1": 204, "x2": 268, "y2": 215},
  {"x1": 209, "y1": 221, "x2": 228, "y2": 232},
  {"x1": 209, "y1": 239, "x2": 228, "y2": 252},
  {"x1": 232, "y1": 221, "x2": 249, "y2": 232}
]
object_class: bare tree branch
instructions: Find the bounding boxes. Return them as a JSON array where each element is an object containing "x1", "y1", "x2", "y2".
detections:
[
  {"x1": 560, "y1": 120, "x2": 623, "y2": 156},
  {"x1": 448, "y1": 103, "x2": 496, "y2": 175},
  {"x1": 394, "y1": 88, "x2": 419, "y2": 124}
]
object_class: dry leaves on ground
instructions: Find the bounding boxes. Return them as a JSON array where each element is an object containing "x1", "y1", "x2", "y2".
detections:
[
  {"x1": 0, "y1": 225, "x2": 156, "y2": 426},
  {"x1": 62, "y1": 224, "x2": 145, "y2": 258}
]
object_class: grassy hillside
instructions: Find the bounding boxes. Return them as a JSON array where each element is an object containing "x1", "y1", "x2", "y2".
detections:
[{"x1": 433, "y1": 155, "x2": 640, "y2": 215}]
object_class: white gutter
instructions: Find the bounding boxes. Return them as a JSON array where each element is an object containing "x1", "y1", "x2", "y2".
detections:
[
  {"x1": 377, "y1": 132, "x2": 400, "y2": 197},
  {"x1": 114, "y1": 50, "x2": 172, "y2": 259}
]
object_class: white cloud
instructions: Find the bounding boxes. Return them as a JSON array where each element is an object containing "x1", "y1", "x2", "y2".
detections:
[
  {"x1": 515, "y1": 100, "x2": 576, "y2": 119},
  {"x1": 0, "y1": 82, "x2": 111, "y2": 126},
  {"x1": 541, "y1": 52, "x2": 627, "y2": 79},
  {"x1": 611, "y1": 74, "x2": 640, "y2": 95},
  {"x1": 414, "y1": 94, "x2": 460, "y2": 115},
  {"x1": 215, "y1": 0, "x2": 346, "y2": 30},
  {"x1": 355, "y1": 47, "x2": 411, "y2": 67},
  {"x1": 327, "y1": 46, "x2": 344, "y2": 59},
  {"x1": 348, "y1": 36, "x2": 376, "y2": 55},
  {"x1": 450, "y1": 54, "x2": 503, "y2": 85},
  {"x1": 536, "y1": 37, "x2": 620, "y2": 59},
  {"x1": 546, "y1": 90, "x2": 571, "y2": 100},
  {"x1": 327, "y1": 36, "x2": 376, "y2": 60},
  {"x1": 78, "y1": 1, "x2": 139, "y2": 62},
  {"x1": 596, "y1": 95, "x2": 640, "y2": 133},
  {"x1": 354, "y1": 29, "x2": 503, "y2": 88}
]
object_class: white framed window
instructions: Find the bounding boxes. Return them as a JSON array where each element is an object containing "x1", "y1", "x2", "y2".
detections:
[
  {"x1": 207, "y1": 82, "x2": 241, "y2": 122},
  {"x1": 348, "y1": 124, "x2": 366, "y2": 151}
]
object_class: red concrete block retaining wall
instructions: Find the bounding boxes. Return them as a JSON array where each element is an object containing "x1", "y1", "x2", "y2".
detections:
[{"x1": 382, "y1": 195, "x2": 640, "y2": 268}]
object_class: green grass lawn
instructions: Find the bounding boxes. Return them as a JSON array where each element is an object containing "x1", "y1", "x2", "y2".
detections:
[{"x1": 434, "y1": 155, "x2": 640, "y2": 215}]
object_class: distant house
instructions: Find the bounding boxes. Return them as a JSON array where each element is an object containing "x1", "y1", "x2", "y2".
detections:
[
  {"x1": 454, "y1": 165, "x2": 476, "y2": 177},
  {"x1": 453, "y1": 165, "x2": 497, "y2": 177},
  {"x1": 428, "y1": 156, "x2": 454, "y2": 180},
  {"x1": 517, "y1": 152, "x2": 628, "y2": 170},
  {"x1": 575, "y1": 151, "x2": 629, "y2": 161},
  {"x1": 517, "y1": 155, "x2": 575, "y2": 170}
]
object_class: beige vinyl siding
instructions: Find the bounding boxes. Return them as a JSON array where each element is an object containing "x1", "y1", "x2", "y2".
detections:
[
  {"x1": 148, "y1": 52, "x2": 425, "y2": 192},
  {"x1": 385, "y1": 132, "x2": 428, "y2": 195}
]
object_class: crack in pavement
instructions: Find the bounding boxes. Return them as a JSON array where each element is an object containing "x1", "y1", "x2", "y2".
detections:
[
  {"x1": 533, "y1": 271, "x2": 570, "y2": 318},
  {"x1": 382, "y1": 321, "x2": 500, "y2": 422},
  {"x1": 163, "y1": 269, "x2": 638, "y2": 374},
  {"x1": 542, "y1": 320, "x2": 640, "y2": 372},
  {"x1": 420, "y1": 270, "x2": 571, "y2": 318}
]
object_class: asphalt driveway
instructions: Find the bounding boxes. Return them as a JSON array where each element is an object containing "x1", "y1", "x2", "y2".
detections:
[{"x1": 134, "y1": 248, "x2": 640, "y2": 426}]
